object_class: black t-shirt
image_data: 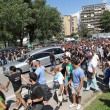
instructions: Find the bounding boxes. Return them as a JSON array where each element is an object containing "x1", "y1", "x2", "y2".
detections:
[
  {"x1": 50, "y1": 54, "x2": 55, "y2": 63},
  {"x1": 31, "y1": 83, "x2": 43, "y2": 105},
  {"x1": 78, "y1": 53, "x2": 86, "y2": 65},
  {"x1": 8, "y1": 72, "x2": 22, "y2": 92},
  {"x1": 61, "y1": 63, "x2": 67, "y2": 77}
]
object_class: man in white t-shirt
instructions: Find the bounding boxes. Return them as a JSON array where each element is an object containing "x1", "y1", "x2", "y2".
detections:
[
  {"x1": 65, "y1": 50, "x2": 71, "y2": 58},
  {"x1": 53, "y1": 66, "x2": 64, "y2": 110},
  {"x1": 85, "y1": 51, "x2": 99, "y2": 92}
]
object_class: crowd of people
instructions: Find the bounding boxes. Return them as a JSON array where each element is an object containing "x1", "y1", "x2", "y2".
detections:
[
  {"x1": 0, "y1": 39, "x2": 110, "y2": 110},
  {"x1": 0, "y1": 48, "x2": 30, "y2": 66}
]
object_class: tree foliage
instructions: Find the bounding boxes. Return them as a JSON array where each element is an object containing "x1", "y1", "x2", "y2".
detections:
[
  {"x1": 100, "y1": 10, "x2": 110, "y2": 33},
  {"x1": 0, "y1": 0, "x2": 62, "y2": 46},
  {"x1": 78, "y1": 22, "x2": 89, "y2": 37}
]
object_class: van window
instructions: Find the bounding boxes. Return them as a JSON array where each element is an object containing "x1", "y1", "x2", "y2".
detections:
[
  {"x1": 31, "y1": 53, "x2": 44, "y2": 60},
  {"x1": 43, "y1": 53, "x2": 50, "y2": 57},
  {"x1": 45, "y1": 49, "x2": 53, "y2": 53},
  {"x1": 53, "y1": 48, "x2": 64, "y2": 54}
]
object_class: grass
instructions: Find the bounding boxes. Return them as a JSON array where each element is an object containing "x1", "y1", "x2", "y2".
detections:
[{"x1": 84, "y1": 91, "x2": 110, "y2": 110}]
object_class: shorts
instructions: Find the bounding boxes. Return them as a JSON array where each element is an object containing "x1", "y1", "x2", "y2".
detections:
[
  {"x1": 55, "y1": 90, "x2": 63, "y2": 102},
  {"x1": 64, "y1": 77, "x2": 69, "y2": 86},
  {"x1": 71, "y1": 84, "x2": 83, "y2": 96},
  {"x1": 15, "y1": 88, "x2": 22, "y2": 98}
]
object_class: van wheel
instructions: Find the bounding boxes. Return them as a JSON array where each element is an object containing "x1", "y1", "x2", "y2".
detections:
[
  {"x1": 16, "y1": 68, "x2": 22, "y2": 74},
  {"x1": 56, "y1": 59, "x2": 60, "y2": 65}
]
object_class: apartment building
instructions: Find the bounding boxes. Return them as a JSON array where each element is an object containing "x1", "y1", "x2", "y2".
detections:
[
  {"x1": 71, "y1": 16, "x2": 78, "y2": 33},
  {"x1": 80, "y1": 3, "x2": 107, "y2": 33},
  {"x1": 62, "y1": 15, "x2": 78, "y2": 36}
]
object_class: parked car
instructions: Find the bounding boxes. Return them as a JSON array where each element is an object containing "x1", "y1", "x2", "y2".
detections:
[{"x1": 3, "y1": 46, "x2": 64, "y2": 76}]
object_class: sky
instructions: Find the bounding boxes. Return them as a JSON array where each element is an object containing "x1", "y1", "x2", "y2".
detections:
[{"x1": 46, "y1": 0, "x2": 110, "y2": 16}]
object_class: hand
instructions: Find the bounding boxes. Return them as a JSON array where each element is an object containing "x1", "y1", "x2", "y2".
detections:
[
  {"x1": 77, "y1": 88, "x2": 80, "y2": 94},
  {"x1": 58, "y1": 91, "x2": 62, "y2": 96},
  {"x1": 68, "y1": 81, "x2": 71, "y2": 86},
  {"x1": 5, "y1": 88, "x2": 9, "y2": 92},
  {"x1": 91, "y1": 75, "x2": 94, "y2": 79},
  {"x1": 28, "y1": 99, "x2": 32, "y2": 104}
]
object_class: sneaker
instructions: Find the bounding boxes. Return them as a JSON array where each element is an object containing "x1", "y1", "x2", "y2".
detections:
[
  {"x1": 54, "y1": 106, "x2": 60, "y2": 110},
  {"x1": 69, "y1": 103, "x2": 77, "y2": 108},
  {"x1": 93, "y1": 90, "x2": 100, "y2": 93},
  {"x1": 66, "y1": 94, "x2": 69, "y2": 97},
  {"x1": 76, "y1": 104, "x2": 81, "y2": 110},
  {"x1": 63, "y1": 99, "x2": 68, "y2": 102}
]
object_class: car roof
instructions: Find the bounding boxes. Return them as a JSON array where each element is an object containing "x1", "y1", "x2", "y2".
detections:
[{"x1": 26, "y1": 46, "x2": 61, "y2": 56}]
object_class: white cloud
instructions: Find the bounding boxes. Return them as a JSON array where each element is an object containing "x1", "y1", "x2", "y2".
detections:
[
  {"x1": 102, "y1": 0, "x2": 109, "y2": 3},
  {"x1": 71, "y1": 11, "x2": 81, "y2": 24},
  {"x1": 106, "y1": 4, "x2": 110, "y2": 10}
]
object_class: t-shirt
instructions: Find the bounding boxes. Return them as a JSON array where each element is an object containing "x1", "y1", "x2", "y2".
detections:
[
  {"x1": 50, "y1": 54, "x2": 55, "y2": 63},
  {"x1": 8, "y1": 72, "x2": 22, "y2": 92},
  {"x1": 61, "y1": 63, "x2": 67, "y2": 77},
  {"x1": 72, "y1": 67, "x2": 84, "y2": 87},
  {"x1": 78, "y1": 53, "x2": 86, "y2": 66},
  {"x1": 66, "y1": 64, "x2": 73, "y2": 79},
  {"x1": 0, "y1": 96, "x2": 5, "y2": 110},
  {"x1": 31, "y1": 83, "x2": 43, "y2": 105},
  {"x1": 93, "y1": 54, "x2": 99, "y2": 66},
  {"x1": 35, "y1": 66, "x2": 46, "y2": 84},
  {"x1": 53, "y1": 72, "x2": 64, "y2": 90},
  {"x1": 87, "y1": 58, "x2": 97, "y2": 73},
  {"x1": 105, "y1": 68, "x2": 110, "y2": 77}
]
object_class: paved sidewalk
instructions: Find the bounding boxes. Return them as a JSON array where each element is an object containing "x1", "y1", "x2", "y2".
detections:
[{"x1": 8, "y1": 68, "x2": 103, "y2": 110}]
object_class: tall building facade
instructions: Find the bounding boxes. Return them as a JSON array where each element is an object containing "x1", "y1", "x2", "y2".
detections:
[
  {"x1": 80, "y1": 3, "x2": 107, "y2": 33},
  {"x1": 71, "y1": 16, "x2": 78, "y2": 33},
  {"x1": 62, "y1": 15, "x2": 78, "y2": 36}
]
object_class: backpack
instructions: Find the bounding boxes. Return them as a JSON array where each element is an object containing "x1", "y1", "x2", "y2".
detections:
[{"x1": 33, "y1": 84, "x2": 52, "y2": 101}]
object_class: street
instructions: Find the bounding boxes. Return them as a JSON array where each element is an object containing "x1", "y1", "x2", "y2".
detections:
[{"x1": 0, "y1": 66, "x2": 103, "y2": 110}]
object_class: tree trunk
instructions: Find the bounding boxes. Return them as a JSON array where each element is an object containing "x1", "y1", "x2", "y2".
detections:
[{"x1": 20, "y1": 37, "x2": 23, "y2": 47}]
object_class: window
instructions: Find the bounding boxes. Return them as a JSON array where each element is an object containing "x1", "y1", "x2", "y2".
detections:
[
  {"x1": 31, "y1": 53, "x2": 44, "y2": 60},
  {"x1": 53, "y1": 48, "x2": 64, "y2": 54},
  {"x1": 45, "y1": 49, "x2": 53, "y2": 53},
  {"x1": 36, "y1": 53, "x2": 44, "y2": 59},
  {"x1": 43, "y1": 53, "x2": 50, "y2": 57}
]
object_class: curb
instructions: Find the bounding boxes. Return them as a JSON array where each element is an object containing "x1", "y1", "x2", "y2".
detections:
[{"x1": 81, "y1": 91, "x2": 102, "y2": 110}]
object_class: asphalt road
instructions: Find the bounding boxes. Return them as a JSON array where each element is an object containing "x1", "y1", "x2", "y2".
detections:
[
  {"x1": 0, "y1": 66, "x2": 54, "y2": 100},
  {"x1": 0, "y1": 66, "x2": 103, "y2": 110}
]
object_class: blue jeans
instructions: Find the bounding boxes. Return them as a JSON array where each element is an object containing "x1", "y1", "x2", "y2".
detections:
[{"x1": 86, "y1": 75, "x2": 99, "y2": 91}]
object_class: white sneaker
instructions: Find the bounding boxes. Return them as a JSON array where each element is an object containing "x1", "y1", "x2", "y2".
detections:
[
  {"x1": 76, "y1": 104, "x2": 81, "y2": 110},
  {"x1": 69, "y1": 103, "x2": 77, "y2": 108}
]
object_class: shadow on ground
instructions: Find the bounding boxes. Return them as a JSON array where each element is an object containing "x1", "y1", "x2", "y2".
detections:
[
  {"x1": 7, "y1": 100, "x2": 15, "y2": 109},
  {"x1": 42, "y1": 105, "x2": 53, "y2": 110},
  {"x1": 99, "y1": 98, "x2": 110, "y2": 108}
]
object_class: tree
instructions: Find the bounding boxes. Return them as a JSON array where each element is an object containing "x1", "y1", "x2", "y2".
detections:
[
  {"x1": 0, "y1": 0, "x2": 62, "y2": 46},
  {"x1": 78, "y1": 22, "x2": 89, "y2": 37},
  {"x1": 70, "y1": 32, "x2": 77, "y2": 37},
  {"x1": 27, "y1": 0, "x2": 62, "y2": 42},
  {"x1": 0, "y1": 0, "x2": 33, "y2": 46},
  {"x1": 100, "y1": 10, "x2": 110, "y2": 33}
]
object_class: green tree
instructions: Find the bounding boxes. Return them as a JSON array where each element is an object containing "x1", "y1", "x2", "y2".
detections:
[
  {"x1": 28, "y1": 0, "x2": 62, "y2": 42},
  {"x1": 100, "y1": 10, "x2": 110, "y2": 33},
  {"x1": 70, "y1": 32, "x2": 77, "y2": 37},
  {"x1": 78, "y1": 22, "x2": 89, "y2": 37},
  {"x1": 0, "y1": 0, "x2": 33, "y2": 46}
]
